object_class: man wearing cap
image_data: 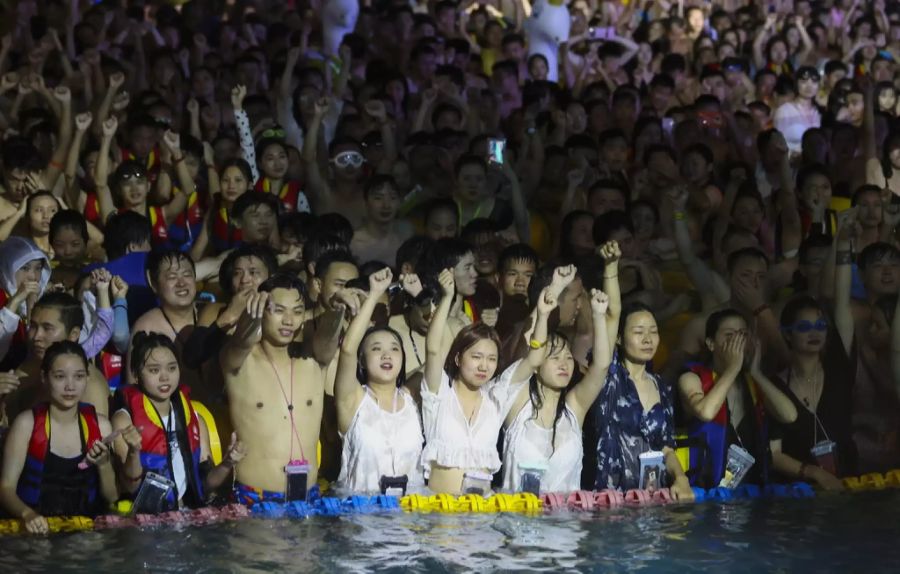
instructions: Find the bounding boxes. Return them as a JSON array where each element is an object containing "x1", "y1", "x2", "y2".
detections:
[{"x1": 774, "y1": 66, "x2": 822, "y2": 154}]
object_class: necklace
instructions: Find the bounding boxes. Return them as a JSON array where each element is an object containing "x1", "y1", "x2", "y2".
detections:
[
  {"x1": 161, "y1": 306, "x2": 197, "y2": 338},
  {"x1": 261, "y1": 346, "x2": 305, "y2": 462},
  {"x1": 790, "y1": 364, "x2": 823, "y2": 410}
]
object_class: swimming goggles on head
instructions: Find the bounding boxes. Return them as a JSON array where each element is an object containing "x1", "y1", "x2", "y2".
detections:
[
  {"x1": 332, "y1": 151, "x2": 364, "y2": 168},
  {"x1": 787, "y1": 319, "x2": 828, "y2": 333}
]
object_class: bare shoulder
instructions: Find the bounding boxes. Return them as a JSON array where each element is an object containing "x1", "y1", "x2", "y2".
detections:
[{"x1": 132, "y1": 309, "x2": 166, "y2": 336}]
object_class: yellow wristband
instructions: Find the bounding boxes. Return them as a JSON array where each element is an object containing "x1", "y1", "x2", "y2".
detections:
[
  {"x1": 674, "y1": 211, "x2": 686, "y2": 221},
  {"x1": 529, "y1": 339, "x2": 546, "y2": 350}
]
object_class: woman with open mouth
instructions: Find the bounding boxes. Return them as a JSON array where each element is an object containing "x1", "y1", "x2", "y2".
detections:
[{"x1": 332, "y1": 267, "x2": 425, "y2": 495}]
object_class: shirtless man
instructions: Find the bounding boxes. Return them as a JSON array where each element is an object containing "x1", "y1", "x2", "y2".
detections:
[
  {"x1": 349, "y1": 175, "x2": 414, "y2": 265},
  {"x1": 1, "y1": 291, "x2": 110, "y2": 423},
  {"x1": 304, "y1": 97, "x2": 397, "y2": 227},
  {"x1": 221, "y1": 274, "x2": 329, "y2": 501},
  {"x1": 128, "y1": 251, "x2": 198, "y2": 384}
]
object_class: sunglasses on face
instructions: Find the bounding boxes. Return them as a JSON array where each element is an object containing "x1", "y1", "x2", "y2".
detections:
[
  {"x1": 788, "y1": 319, "x2": 828, "y2": 333},
  {"x1": 332, "y1": 151, "x2": 364, "y2": 168},
  {"x1": 120, "y1": 171, "x2": 146, "y2": 181}
]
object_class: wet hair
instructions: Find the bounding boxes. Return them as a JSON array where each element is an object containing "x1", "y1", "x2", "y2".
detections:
[
  {"x1": 684, "y1": 142, "x2": 714, "y2": 165},
  {"x1": 529, "y1": 332, "x2": 578, "y2": 453},
  {"x1": 41, "y1": 340, "x2": 88, "y2": 375},
  {"x1": 257, "y1": 273, "x2": 309, "y2": 304},
  {"x1": 851, "y1": 184, "x2": 882, "y2": 206},
  {"x1": 356, "y1": 326, "x2": 408, "y2": 388},
  {"x1": 314, "y1": 250, "x2": 358, "y2": 279},
  {"x1": 255, "y1": 137, "x2": 288, "y2": 167},
  {"x1": 726, "y1": 247, "x2": 769, "y2": 275},
  {"x1": 424, "y1": 198, "x2": 459, "y2": 226},
  {"x1": 218, "y1": 244, "x2": 279, "y2": 297},
  {"x1": 129, "y1": 331, "x2": 180, "y2": 384},
  {"x1": 798, "y1": 234, "x2": 832, "y2": 265},
  {"x1": 102, "y1": 211, "x2": 152, "y2": 259},
  {"x1": 444, "y1": 323, "x2": 501, "y2": 383},
  {"x1": 111, "y1": 160, "x2": 148, "y2": 196},
  {"x1": 304, "y1": 234, "x2": 350, "y2": 274},
  {"x1": 705, "y1": 308, "x2": 746, "y2": 341},
  {"x1": 145, "y1": 249, "x2": 196, "y2": 287},
  {"x1": 396, "y1": 235, "x2": 434, "y2": 272},
  {"x1": 315, "y1": 213, "x2": 354, "y2": 244},
  {"x1": 1, "y1": 137, "x2": 44, "y2": 172},
  {"x1": 363, "y1": 174, "x2": 398, "y2": 200},
  {"x1": 858, "y1": 242, "x2": 900, "y2": 271},
  {"x1": 592, "y1": 210, "x2": 634, "y2": 246},
  {"x1": 232, "y1": 191, "x2": 281, "y2": 221},
  {"x1": 33, "y1": 292, "x2": 84, "y2": 335},
  {"x1": 49, "y1": 209, "x2": 89, "y2": 243},
  {"x1": 587, "y1": 179, "x2": 629, "y2": 207},
  {"x1": 498, "y1": 244, "x2": 539, "y2": 274},
  {"x1": 420, "y1": 238, "x2": 474, "y2": 283},
  {"x1": 26, "y1": 191, "x2": 60, "y2": 217},
  {"x1": 278, "y1": 212, "x2": 317, "y2": 244}
]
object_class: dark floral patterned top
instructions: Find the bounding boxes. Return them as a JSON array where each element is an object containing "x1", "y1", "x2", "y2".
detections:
[{"x1": 594, "y1": 350, "x2": 676, "y2": 491}]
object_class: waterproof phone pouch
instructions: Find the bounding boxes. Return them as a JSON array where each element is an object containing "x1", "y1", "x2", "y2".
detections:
[
  {"x1": 810, "y1": 440, "x2": 838, "y2": 476},
  {"x1": 131, "y1": 472, "x2": 176, "y2": 515},
  {"x1": 380, "y1": 475, "x2": 409, "y2": 497},
  {"x1": 285, "y1": 460, "x2": 310, "y2": 502},
  {"x1": 639, "y1": 451, "x2": 666, "y2": 491},
  {"x1": 461, "y1": 471, "x2": 493, "y2": 496},
  {"x1": 518, "y1": 462, "x2": 548, "y2": 495},
  {"x1": 719, "y1": 444, "x2": 755, "y2": 488}
]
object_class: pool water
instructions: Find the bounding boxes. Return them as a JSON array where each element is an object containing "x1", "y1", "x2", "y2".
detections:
[{"x1": 3, "y1": 491, "x2": 897, "y2": 573}]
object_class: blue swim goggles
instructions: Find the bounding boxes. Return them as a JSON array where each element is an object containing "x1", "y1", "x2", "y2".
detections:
[{"x1": 785, "y1": 319, "x2": 828, "y2": 333}]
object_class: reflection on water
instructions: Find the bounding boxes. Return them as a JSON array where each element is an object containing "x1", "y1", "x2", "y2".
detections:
[{"x1": 2, "y1": 492, "x2": 898, "y2": 573}]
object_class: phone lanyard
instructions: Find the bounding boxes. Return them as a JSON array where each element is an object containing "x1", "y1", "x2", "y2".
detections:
[
  {"x1": 787, "y1": 370, "x2": 832, "y2": 445},
  {"x1": 408, "y1": 327, "x2": 422, "y2": 367},
  {"x1": 263, "y1": 348, "x2": 306, "y2": 463}
]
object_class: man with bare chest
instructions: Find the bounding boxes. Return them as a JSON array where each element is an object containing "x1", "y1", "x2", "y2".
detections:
[{"x1": 221, "y1": 274, "x2": 327, "y2": 502}]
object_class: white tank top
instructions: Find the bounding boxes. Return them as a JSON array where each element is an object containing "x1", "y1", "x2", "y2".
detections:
[
  {"x1": 501, "y1": 400, "x2": 583, "y2": 493},
  {"x1": 420, "y1": 360, "x2": 529, "y2": 476},
  {"x1": 336, "y1": 387, "x2": 425, "y2": 494}
]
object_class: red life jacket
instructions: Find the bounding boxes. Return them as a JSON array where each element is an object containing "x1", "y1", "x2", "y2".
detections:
[
  {"x1": 685, "y1": 364, "x2": 769, "y2": 488},
  {"x1": 118, "y1": 385, "x2": 205, "y2": 508},
  {"x1": 211, "y1": 205, "x2": 242, "y2": 253},
  {"x1": 254, "y1": 177, "x2": 303, "y2": 212},
  {"x1": 169, "y1": 187, "x2": 205, "y2": 248},
  {"x1": 17, "y1": 402, "x2": 102, "y2": 508},
  {"x1": 83, "y1": 192, "x2": 102, "y2": 226},
  {"x1": 119, "y1": 206, "x2": 168, "y2": 245},
  {"x1": 97, "y1": 350, "x2": 124, "y2": 392}
]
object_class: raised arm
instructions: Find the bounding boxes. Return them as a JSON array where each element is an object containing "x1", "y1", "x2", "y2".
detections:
[
  {"x1": 219, "y1": 291, "x2": 268, "y2": 375},
  {"x1": 425, "y1": 268, "x2": 456, "y2": 393},
  {"x1": 500, "y1": 156, "x2": 530, "y2": 244},
  {"x1": 231, "y1": 84, "x2": 259, "y2": 183},
  {"x1": 43, "y1": 86, "x2": 73, "y2": 193},
  {"x1": 833, "y1": 210, "x2": 856, "y2": 355},
  {"x1": 598, "y1": 241, "x2": 622, "y2": 358},
  {"x1": 678, "y1": 332, "x2": 746, "y2": 422},
  {"x1": 92, "y1": 72, "x2": 125, "y2": 141},
  {"x1": 302, "y1": 97, "x2": 332, "y2": 205},
  {"x1": 64, "y1": 112, "x2": 92, "y2": 210},
  {"x1": 364, "y1": 100, "x2": 397, "y2": 175},
  {"x1": 892, "y1": 285, "x2": 900, "y2": 402},
  {"x1": 748, "y1": 340, "x2": 797, "y2": 425},
  {"x1": 159, "y1": 130, "x2": 191, "y2": 222},
  {"x1": 670, "y1": 186, "x2": 730, "y2": 309},
  {"x1": 95, "y1": 116, "x2": 119, "y2": 224},
  {"x1": 335, "y1": 268, "x2": 393, "y2": 431},
  {"x1": 753, "y1": 15, "x2": 776, "y2": 70},
  {"x1": 569, "y1": 289, "x2": 613, "y2": 420},
  {"x1": 794, "y1": 16, "x2": 815, "y2": 65}
]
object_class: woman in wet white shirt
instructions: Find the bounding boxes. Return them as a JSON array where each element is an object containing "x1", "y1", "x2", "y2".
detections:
[
  {"x1": 501, "y1": 283, "x2": 615, "y2": 493},
  {"x1": 421, "y1": 268, "x2": 547, "y2": 495},
  {"x1": 333, "y1": 267, "x2": 425, "y2": 495}
]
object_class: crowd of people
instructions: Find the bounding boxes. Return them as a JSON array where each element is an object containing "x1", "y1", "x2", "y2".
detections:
[{"x1": 0, "y1": 0, "x2": 898, "y2": 535}]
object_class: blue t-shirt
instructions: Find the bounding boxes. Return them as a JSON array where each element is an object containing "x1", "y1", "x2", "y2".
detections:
[{"x1": 84, "y1": 252, "x2": 155, "y2": 325}]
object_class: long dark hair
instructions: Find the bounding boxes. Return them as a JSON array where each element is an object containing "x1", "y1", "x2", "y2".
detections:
[
  {"x1": 528, "y1": 333, "x2": 579, "y2": 453},
  {"x1": 130, "y1": 331, "x2": 180, "y2": 386},
  {"x1": 356, "y1": 326, "x2": 408, "y2": 388},
  {"x1": 41, "y1": 340, "x2": 88, "y2": 375}
]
